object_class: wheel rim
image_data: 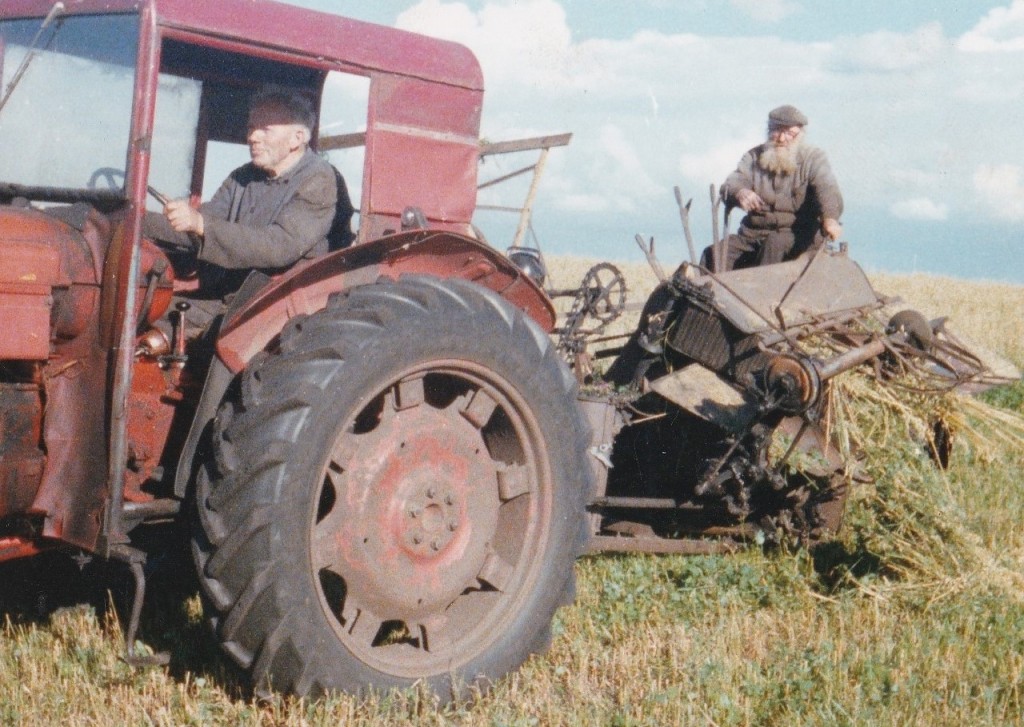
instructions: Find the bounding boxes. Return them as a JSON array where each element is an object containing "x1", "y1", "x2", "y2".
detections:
[{"x1": 309, "y1": 360, "x2": 553, "y2": 677}]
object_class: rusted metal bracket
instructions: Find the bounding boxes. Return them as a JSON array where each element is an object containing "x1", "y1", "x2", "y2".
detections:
[{"x1": 108, "y1": 544, "x2": 170, "y2": 668}]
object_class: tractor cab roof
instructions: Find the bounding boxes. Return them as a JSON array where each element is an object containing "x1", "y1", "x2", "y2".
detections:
[{"x1": 2, "y1": 0, "x2": 483, "y2": 89}]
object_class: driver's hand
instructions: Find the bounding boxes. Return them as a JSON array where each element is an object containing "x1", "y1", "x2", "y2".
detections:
[
  {"x1": 822, "y1": 217, "x2": 843, "y2": 241},
  {"x1": 736, "y1": 188, "x2": 766, "y2": 212},
  {"x1": 164, "y1": 199, "x2": 204, "y2": 238}
]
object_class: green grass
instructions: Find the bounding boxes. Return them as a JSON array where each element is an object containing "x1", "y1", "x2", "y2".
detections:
[{"x1": 2, "y1": 271, "x2": 1023, "y2": 726}]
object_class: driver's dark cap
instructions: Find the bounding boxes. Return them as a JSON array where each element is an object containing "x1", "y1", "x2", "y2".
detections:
[
  {"x1": 250, "y1": 88, "x2": 317, "y2": 132},
  {"x1": 768, "y1": 105, "x2": 808, "y2": 128}
]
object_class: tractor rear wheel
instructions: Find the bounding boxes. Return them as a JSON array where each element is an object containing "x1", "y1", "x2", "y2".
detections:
[{"x1": 191, "y1": 275, "x2": 590, "y2": 700}]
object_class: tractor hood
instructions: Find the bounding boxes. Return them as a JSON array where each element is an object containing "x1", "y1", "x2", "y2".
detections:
[
  {"x1": 0, "y1": 208, "x2": 69, "y2": 359},
  {"x1": 0, "y1": 206, "x2": 103, "y2": 358}
]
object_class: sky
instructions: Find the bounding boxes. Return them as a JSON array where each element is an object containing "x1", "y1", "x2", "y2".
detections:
[{"x1": 283, "y1": 0, "x2": 1024, "y2": 284}]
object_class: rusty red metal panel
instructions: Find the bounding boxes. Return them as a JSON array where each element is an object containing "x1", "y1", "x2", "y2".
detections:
[
  {"x1": 0, "y1": 208, "x2": 100, "y2": 286},
  {"x1": 367, "y1": 130, "x2": 479, "y2": 222},
  {"x1": 0, "y1": 452, "x2": 45, "y2": 515},
  {"x1": 364, "y1": 75, "x2": 482, "y2": 227},
  {"x1": 32, "y1": 344, "x2": 110, "y2": 548},
  {"x1": 0, "y1": 235, "x2": 62, "y2": 360},
  {"x1": 216, "y1": 232, "x2": 556, "y2": 373},
  {"x1": 5, "y1": 3, "x2": 486, "y2": 235},
  {"x1": 2, "y1": 241, "x2": 63, "y2": 286},
  {"x1": 0, "y1": 381, "x2": 45, "y2": 518},
  {"x1": 372, "y1": 73, "x2": 483, "y2": 135},
  {"x1": 1, "y1": 1, "x2": 483, "y2": 90},
  {"x1": 0, "y1": 536, "x2": 46, "y2": 563},
  {"x1": 155, "y1": 0, "x2": 482, "y2": 90},
  {"x1": 18, "y1": 209, "x2": 117, "y2": 552},
  {"x1": 122, "y1": 358, "x2": 182, "y2": 503},
  {"x1": 0, "y1": 205, "x2": 109, "y2": 544},
  {"x1": 0, "y1": 293, "x2": 50, "y2": 359}
]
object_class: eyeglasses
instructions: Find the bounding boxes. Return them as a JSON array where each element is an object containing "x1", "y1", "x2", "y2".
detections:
[{"x1": 769, "y1": 125, "x2": 802, "y2": 139}]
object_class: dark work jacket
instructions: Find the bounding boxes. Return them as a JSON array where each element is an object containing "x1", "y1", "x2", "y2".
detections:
[
  {"x1": 721, "y1": 143, "x2": 843, "y2": 262},
  {"x1": 146, "y1": 149, "x2": 339, "y2": 297},
  {"x1": 197, "y1": 149, "x2": 337, "y2": 294}
]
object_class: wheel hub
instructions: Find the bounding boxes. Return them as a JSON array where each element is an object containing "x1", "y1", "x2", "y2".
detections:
[
  {"x1": 402, "y1": 482, "x2": 462, "y2": 557},
  {"x1": 323, "y1": 400, "x2": 502, "y2": 619}
]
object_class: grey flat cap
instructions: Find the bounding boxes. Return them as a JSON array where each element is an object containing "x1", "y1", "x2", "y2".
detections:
[{"x1": 768, "y1": 104, "x2": 808, "y2": 127}]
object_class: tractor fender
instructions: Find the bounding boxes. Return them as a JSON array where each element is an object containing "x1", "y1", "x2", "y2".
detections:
[
  {"x1": 215, "y1": 229, "x2": 555, "y2": 373},
  {"x1": 173, "y1": 230, "x2": 553, "y2": 498}
]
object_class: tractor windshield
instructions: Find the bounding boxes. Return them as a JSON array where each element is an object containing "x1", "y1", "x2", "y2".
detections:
[{"x1": 0, "y1": 13, "x2": 138, "y2": 202}]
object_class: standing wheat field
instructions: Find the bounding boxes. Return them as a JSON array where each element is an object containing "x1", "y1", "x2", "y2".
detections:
[{"x1": 2, "y1": 256, "x2": 1022, "y2": 727}]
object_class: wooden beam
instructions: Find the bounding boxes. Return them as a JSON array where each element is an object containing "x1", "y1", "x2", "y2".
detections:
[
  {"x1": 317, "y1": 131, "x2": 366, "y2": 151},
  {"x1": 477, "y1": 163, "x2": 537, "y2": 190},
  {"x1": 479, "y1": 132, "x2": 572, "y2": 157},
  {"x1": 318, "y1": 131, "x2": 573, "y2": 156},
  {"x1": 512, "y1": 147, "x2": 552, "y2": 248}
]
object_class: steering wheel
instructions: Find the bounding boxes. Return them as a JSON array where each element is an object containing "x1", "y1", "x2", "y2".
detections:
[
  {"x1": 87, "y1": 166, "x2": 126, "y2": 192},
  {"x1": 88, "y1": 167, "x2": 173, "y2": 207}
]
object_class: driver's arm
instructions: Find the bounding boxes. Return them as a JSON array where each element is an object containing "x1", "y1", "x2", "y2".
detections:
[
  {"x1": 194, "y1": 168, "x2": 336, "y2": 270},
  {"x1": 142, "y1": 172, "x2": 235, "y2": 248},
  {"x1": 142, "y1": 209, "x2": 194, "y2": 249}
]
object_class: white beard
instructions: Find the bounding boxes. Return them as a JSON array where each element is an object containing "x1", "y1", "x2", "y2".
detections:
[{"x1": 758, "y1": 138, "x2": 802, "y2": 175}]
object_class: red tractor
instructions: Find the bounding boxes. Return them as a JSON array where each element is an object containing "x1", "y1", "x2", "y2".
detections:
[{"x1": 0, "y1": 0, "x2": 590, "y2": 699}]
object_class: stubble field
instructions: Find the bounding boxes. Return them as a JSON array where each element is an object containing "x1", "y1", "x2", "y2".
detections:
[{"x1": 2, "y1": 255, "x2": 1022, "y2": 726}]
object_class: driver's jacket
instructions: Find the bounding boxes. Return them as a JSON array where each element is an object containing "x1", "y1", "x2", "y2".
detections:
[{"x1": 145, "y1": 148, "x2": 337, "y2": 297}]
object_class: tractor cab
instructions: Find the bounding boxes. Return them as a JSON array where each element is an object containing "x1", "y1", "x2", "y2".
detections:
[{"x1": 0, "y1": 0, "x2": 500, "y2": 554}]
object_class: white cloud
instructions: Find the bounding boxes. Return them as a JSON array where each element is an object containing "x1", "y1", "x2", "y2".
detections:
[
  {"x1": 973, "y1": 164, "x2": 1024, "y2": 221},
  {"x1": 958, "y1": 0, "x2": 1024, "y2": 52},
  {"x1": 391, "y1": 1, "x2": 1024, "y2": 240},
  {"x1": 829, "y1": 22, "x2": 949, "y2": 73},
  {"x1": 729, "y1": 0, "x2": 800, "y2": 23},
  {"x1": 678, "y1": 137, "x2": 756, "y2": 190},
  {"x1": 394, "y1": 0, "x2": 478, "y2": 35},
  {"x1": 590, "y1": 124, "x2": 663, "y2": 211},
  {"x1": 889, "y1": 197, "x2": 949, "y2": 221},
  {"x1": 396, "y1": 0, "x2": 573, "y2": 89}
]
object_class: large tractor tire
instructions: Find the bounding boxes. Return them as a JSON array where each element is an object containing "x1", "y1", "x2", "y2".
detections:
[{"x1": 191, "y1": 275, "x2": 590, "y2": 700}]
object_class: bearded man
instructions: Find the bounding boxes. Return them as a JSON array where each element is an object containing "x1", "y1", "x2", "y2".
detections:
[{"x1": 705, "y1": 105, "x2": 843, "y2": 271}]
